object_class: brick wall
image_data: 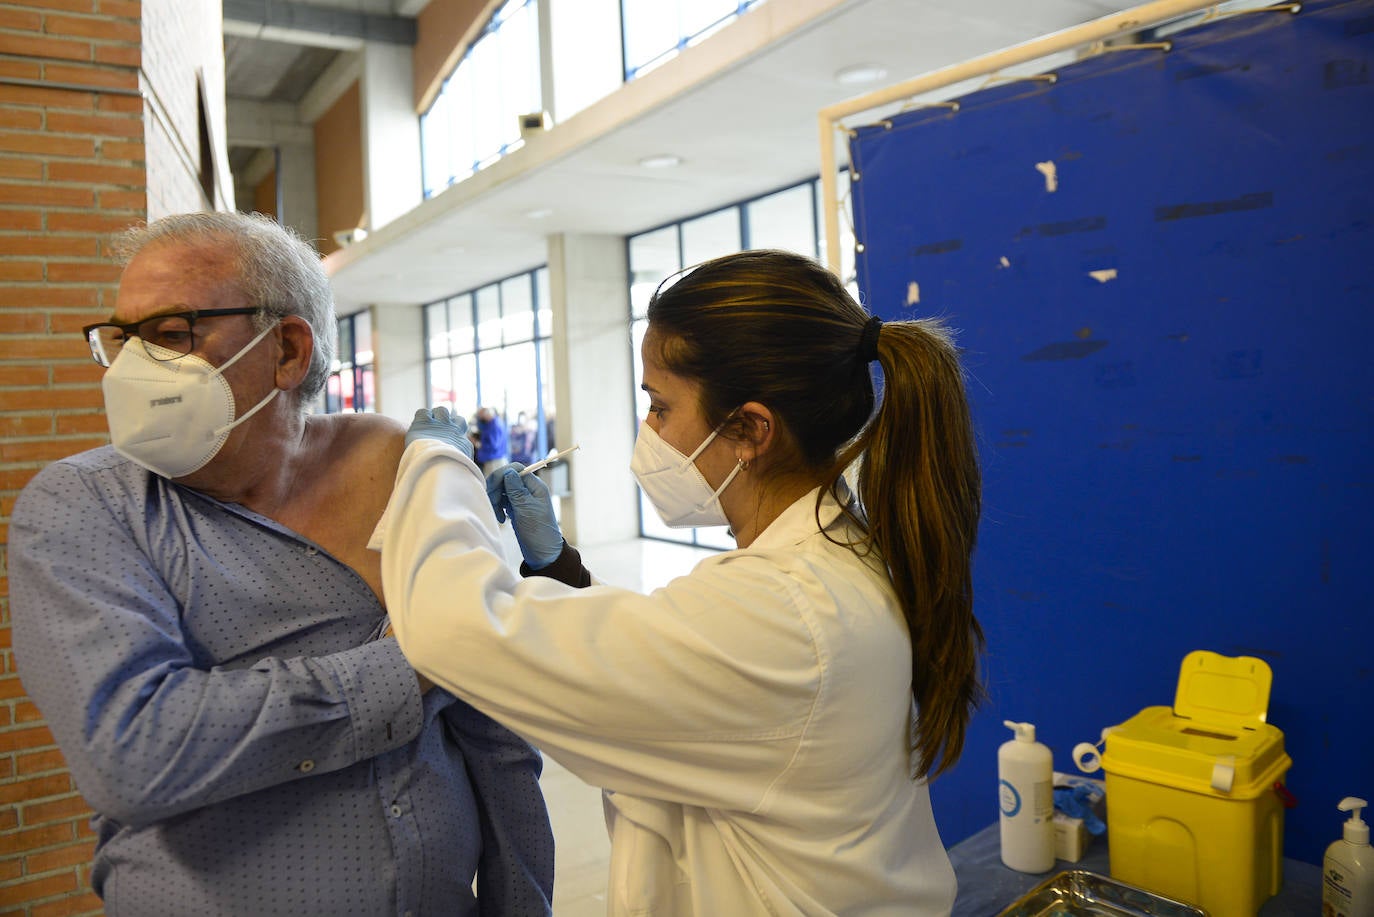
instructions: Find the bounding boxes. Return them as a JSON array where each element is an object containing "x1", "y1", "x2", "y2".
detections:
[
  {"x1": 1, "y1": 1, "x2": 145, "y2": 913},
  {"x1": 0, "y1": 0, "x2": 227, "y2": 913}
]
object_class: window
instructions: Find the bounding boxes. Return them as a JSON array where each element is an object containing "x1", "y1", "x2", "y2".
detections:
[
  {"x1": 421, "y1": 0, "x2": 542, "y2": 197},
  {"x1": 424, "y1": 267, "x2": 555, "y2": 468},
  {"x1": 622, "y1": 0, "x2": 765, "y2": 81},
  {"x1": 326, "y1": 310, "x2": 376, "y2": 413},
  {"x1": 625, "y1": 173, "x2": 853, "y2": 548}
]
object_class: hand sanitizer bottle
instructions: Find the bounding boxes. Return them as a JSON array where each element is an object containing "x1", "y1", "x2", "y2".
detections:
[
  {"x1": 1324, "y1": 796, "x2": 1374, "y2": 917},
  {"x1": 999, "y1": 720, "x2": 1055, "y2": 873}
]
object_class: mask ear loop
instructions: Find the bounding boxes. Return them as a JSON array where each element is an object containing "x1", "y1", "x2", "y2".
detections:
[{"x1": 208, "y1": 320, "x2": 283, "y2": 437}]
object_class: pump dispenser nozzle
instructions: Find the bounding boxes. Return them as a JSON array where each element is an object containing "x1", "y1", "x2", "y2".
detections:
[
  {"x1": 1339, "y1": 797, "x2": 1370, "y2": 845},
  {"x1": 1004, "y1": 720, "x2": 1037, "y2": 742}
]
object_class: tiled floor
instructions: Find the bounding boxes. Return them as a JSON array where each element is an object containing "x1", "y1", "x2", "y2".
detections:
[{"x1": 517, "y1": 533, "x2": 719, "y2": 916}]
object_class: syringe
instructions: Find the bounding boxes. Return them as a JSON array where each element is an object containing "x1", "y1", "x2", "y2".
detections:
[{"x1": 518, "y1": 444, "x2": 581, "y2": 476}]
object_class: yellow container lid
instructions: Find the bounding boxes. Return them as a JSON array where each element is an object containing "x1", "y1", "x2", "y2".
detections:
[{"x1": 1100, "y1": 651, "x2": 1291, "y2": 798}]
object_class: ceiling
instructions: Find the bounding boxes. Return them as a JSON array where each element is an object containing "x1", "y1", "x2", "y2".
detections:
[{"x1": 222, "y1": 0, "x2": 1156, "y2": 312}]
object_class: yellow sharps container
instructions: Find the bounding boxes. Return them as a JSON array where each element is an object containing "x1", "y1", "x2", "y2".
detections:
[{"x1": 1099, "y1": 650, "x2": 1292, "y2": 917}]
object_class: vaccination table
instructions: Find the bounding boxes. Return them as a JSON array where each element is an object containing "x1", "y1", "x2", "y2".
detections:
[{"x1": 948, "y1": 822, "x2": 1323, "y2": 915}]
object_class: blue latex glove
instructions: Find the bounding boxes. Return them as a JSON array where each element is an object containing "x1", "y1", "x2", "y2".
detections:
[
  {"x1": 406, "y1": 406, "x2": 474, "y2": 461},
  {"x1": 485, "y1": 464, "x2": 563, "y2": 569}
]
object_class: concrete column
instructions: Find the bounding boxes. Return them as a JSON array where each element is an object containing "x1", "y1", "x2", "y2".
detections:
[
  {"x1": 547, "y1": 233, "x2": 638, "y2": 546},
  {"x1": 360, "y1": 41, "x2": 422, "y2": 232},
  {"x1": 371, "y1": 301, "x2": 425, "y2": 425}
]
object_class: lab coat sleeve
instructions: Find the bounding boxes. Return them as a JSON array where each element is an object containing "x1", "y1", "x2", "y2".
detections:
[
  {"x1": 380, "y1": 440, "x2": 822, "y2": 811},
  {"x1": 7, "y1": 460, "x2": 425, "y2": 830}
]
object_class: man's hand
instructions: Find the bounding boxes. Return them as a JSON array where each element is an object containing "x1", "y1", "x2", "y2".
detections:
[{"x1": 406, "y1": 406, "x2": 475, "y2": 461}]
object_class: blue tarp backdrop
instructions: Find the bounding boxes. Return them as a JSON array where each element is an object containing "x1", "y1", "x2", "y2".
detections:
[{"x1": 850, "y1": 0, "x2": 1372, "y2": 866}]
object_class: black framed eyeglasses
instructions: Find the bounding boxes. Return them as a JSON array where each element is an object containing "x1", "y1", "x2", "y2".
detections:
[{"x1": 83, "y1": 308, "x2": 262, "y2": 367}]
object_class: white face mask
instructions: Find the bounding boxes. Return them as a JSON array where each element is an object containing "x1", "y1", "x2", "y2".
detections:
[
  {"x1": 630, "y1": 420, "x2": 743, "y2": 528},
  {"x1": 101, "y1": 323, "x2": 281, "y2": 479}
]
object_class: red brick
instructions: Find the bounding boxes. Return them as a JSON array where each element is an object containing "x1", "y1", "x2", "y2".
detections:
[
  {"x1": 0, "y1": 263, "x2": 44, "y2": 282},
  {"x1": 0, "y1": 183, "x2": 94, "y2": 208},
  {"x1": 48, "y1": 161, "x2": 143, "y2": 187},
  {"x1": 31, "y1": 889, "x2": 103, "y2": 917},
  {"x1": 24, "y1": 838, "x2": 93, "y2": 875},
  {"x1": 46, "y1": 14, "x2": 139, "y2": 43},
  {"x1": 93, "y1": 42, "x2": 139, "y2": 68},
  {"x1": 21, "y1": 793, "x2": 91, "y2": 827},
  {"x1": 0, "y1": 237, "x2": 99, "y2": 258},
  {"x1": 0, "y1": 159, "x2": 44, "y2": 180},
  {"x1": 44, "y1": 63, "x2": 137, "y2": 93},
  {"x1": 0, "y1": 110, "x2": 43, "y2": 131},
  {"x1": 0, "y1": 287, "x2": 101, "y2": 309},
  {"x1": 99, "y1": 0, "x2": 139, "y2": 18},
  {"x1": 95, "y1": 138, "x2": 142, "y2": 162},
  {"x1": 16, "y1": 0, "x2": 96, "y2": 12},
  {"x1": 0, "y1": 131, "x2": 96, "y2": 158},
  {"x1": 0, "y1": 387, "x2": 101, "y2": 412},
  {"x1": 43, "y1": 263, "x2": 121, "y2": 284},
  {"x1": 0, "y1": 85, "x2": 95, "y2": 110},
  {"x1": 0, "y1": 210, "x2": 42, "y2": 232},
  {"x1": 0, "y1": 773, "x2": 71, "y2": 807},
  {"x1": 0, "y1": 870, "x2": 78, "y2": 902},
  {"x1": 0, "y1": 438, "x2": 105, "y2": 463},
  {"x1": 0, "y1": 313, "x2": 50, "y2": 333},
  {"x1": 0, "y1": 806, "x2": 18, "y2": 831},
  {"x1": 0, "y1": 9, "x2": 43, "y2": 31},
  {"x1": 46, "y1": 211, "x2": 138, "y2": 234},
  {"x1": 0, "y1": 856, "x2": 23, "y2": 882},
  {"x1": 16, "y1": 749, "x2": 69, "y2": 778},
  {"x1": 0, "y1": 58, "x2": 44, "y2": 80},
  {"x1": 0, "y1": 33, "x2": 91, "y2": 64},
  {"x1": 0, "y1": 468, "x2": 41, "y2": 491},
  {"x1": 0, "y1": 675, "x2": 29, "y2": 700},
  {"x1": 97, "y1": 189, "x2": 144, "y2": 211},
  {"x1": 52, "y1": 365, "x2": 105, "y2": 386},
  {"x1": 45, "y1": 110, "x2": 140, "y2": 138},
  {"x1": 96, "y1": 92, "x2": 139, "y2": 114},
  {"x1": 54, "y1": 413, "x2": 105, "y2": 435},
  {"x1": 0, "y1": 415, "x2": 54, "y2": 437},
  {"x1": 0, "y1": 819, "x2": 74, "y2": 857},
  {"x1": 14, "y1": 700, "x2": 45, "y2": 723},
  {"x1": 0, "y1": 724, "x2": 53, "y2": 754},
  {"x1": 0, "y1": 365, "x2": 50, "y2": 387}
]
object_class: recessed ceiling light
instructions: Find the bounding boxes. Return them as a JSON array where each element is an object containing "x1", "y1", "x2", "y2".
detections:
[
  {"x1": 525, "y1": 207, "x2": 553, "y2": 219},
  {"x1": 638, "y1": 154, "x2": 682, "y2": 169},
  {"x1": 835, "y1": 64, "x2": 888, "y2": 86}
]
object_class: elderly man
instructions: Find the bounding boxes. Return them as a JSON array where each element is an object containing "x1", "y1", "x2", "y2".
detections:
[{"x1": 9, "y1": 212, "x2": 554, "y2": 916}]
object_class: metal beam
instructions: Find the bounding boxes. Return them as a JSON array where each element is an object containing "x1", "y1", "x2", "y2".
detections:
[{"x1": 223, "y1": 0, "x2": 416, "y2": 49}]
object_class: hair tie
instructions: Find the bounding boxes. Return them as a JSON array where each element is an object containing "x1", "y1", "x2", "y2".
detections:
[{"x1": 857, "y1": 315, "x2": 884, "y2": 363}]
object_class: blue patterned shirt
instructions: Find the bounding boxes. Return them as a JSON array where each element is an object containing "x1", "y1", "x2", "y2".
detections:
[{"x1": 9, "y1": 446, "x2": 554, "y2": 917}]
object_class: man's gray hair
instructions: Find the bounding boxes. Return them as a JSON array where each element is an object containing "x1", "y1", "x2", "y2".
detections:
[{"x1": 113, "y1": 211, "x2": 337, "y2": 406}]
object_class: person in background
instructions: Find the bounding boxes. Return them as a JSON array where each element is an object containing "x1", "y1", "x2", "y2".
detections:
[
  {"x1": 510, "y1": 411, "x2": 538, "y2": 466},
  {"x1": 473, "y1": 405, "x2": 510, "y2": 473},
  {"x1": 374, "y1": 249, "x2": 986, "y2": 915},
  {"x1": 9, "y1": 211, "x2": 554, "y2": 917}
]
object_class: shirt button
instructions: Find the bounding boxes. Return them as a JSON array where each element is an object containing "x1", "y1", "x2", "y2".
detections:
[
  {"x1": 390, "y1": 804, "x2": 403, "y2": 818},
  {"x1": 306, "y1": 546, "x2": 319, "y2": 556},
  {"x1": 298, "y1": 759, "x2": 315, "y2": 773}
]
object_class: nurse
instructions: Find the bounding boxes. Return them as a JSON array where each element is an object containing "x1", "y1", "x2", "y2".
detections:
[{"x1": 375, "y1": 249, "x2": 985, "y2": 916}]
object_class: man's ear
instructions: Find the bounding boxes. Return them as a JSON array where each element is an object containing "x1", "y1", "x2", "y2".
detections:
[{"x1": 274, "y1": 316, "x2": 315, "y2": 392}]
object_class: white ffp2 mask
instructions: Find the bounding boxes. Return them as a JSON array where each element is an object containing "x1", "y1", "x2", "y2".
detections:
[
  {"x1": 630, "y1": 421, "x2": 742, "y2": 528},
  {"x1": 101, "y1": 323, "x2": 280, "y2": 479}
]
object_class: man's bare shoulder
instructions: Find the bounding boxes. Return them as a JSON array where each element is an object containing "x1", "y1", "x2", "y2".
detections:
[{"x1": 307, "y1": 413, "x2": 406, "y2": 477}]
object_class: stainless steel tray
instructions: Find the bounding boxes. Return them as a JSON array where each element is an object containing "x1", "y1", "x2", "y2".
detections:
[{"x1": 997, "y1": 870, "x2": 1207, "y2": 917}]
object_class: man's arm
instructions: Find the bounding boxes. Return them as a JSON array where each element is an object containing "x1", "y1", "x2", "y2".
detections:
[{"x1": 8, "y1": 461, "x2": 425, "y2": 829}]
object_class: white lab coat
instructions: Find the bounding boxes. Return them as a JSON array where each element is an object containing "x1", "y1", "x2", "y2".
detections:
[{"x1": 374, "y1": 440, "x2": 957, "y2": 916}]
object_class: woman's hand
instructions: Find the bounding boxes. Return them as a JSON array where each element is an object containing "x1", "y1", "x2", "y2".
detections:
[{"x1": 485, "y1": 465, "x2": 564, "y2": 569}]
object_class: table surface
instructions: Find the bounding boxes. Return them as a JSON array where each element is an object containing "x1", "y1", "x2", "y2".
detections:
[{"x1": 948, "y1": 822, "x2": 1323, "y2": 915}]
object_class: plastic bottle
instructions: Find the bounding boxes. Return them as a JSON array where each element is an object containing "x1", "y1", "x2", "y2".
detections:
[
  {"x1": 999, "y1": 720, "x2": 1055, "y2": 873},
  {"x1": 1324, "y1": 796, "x2": 1374, "y2": 917}
]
